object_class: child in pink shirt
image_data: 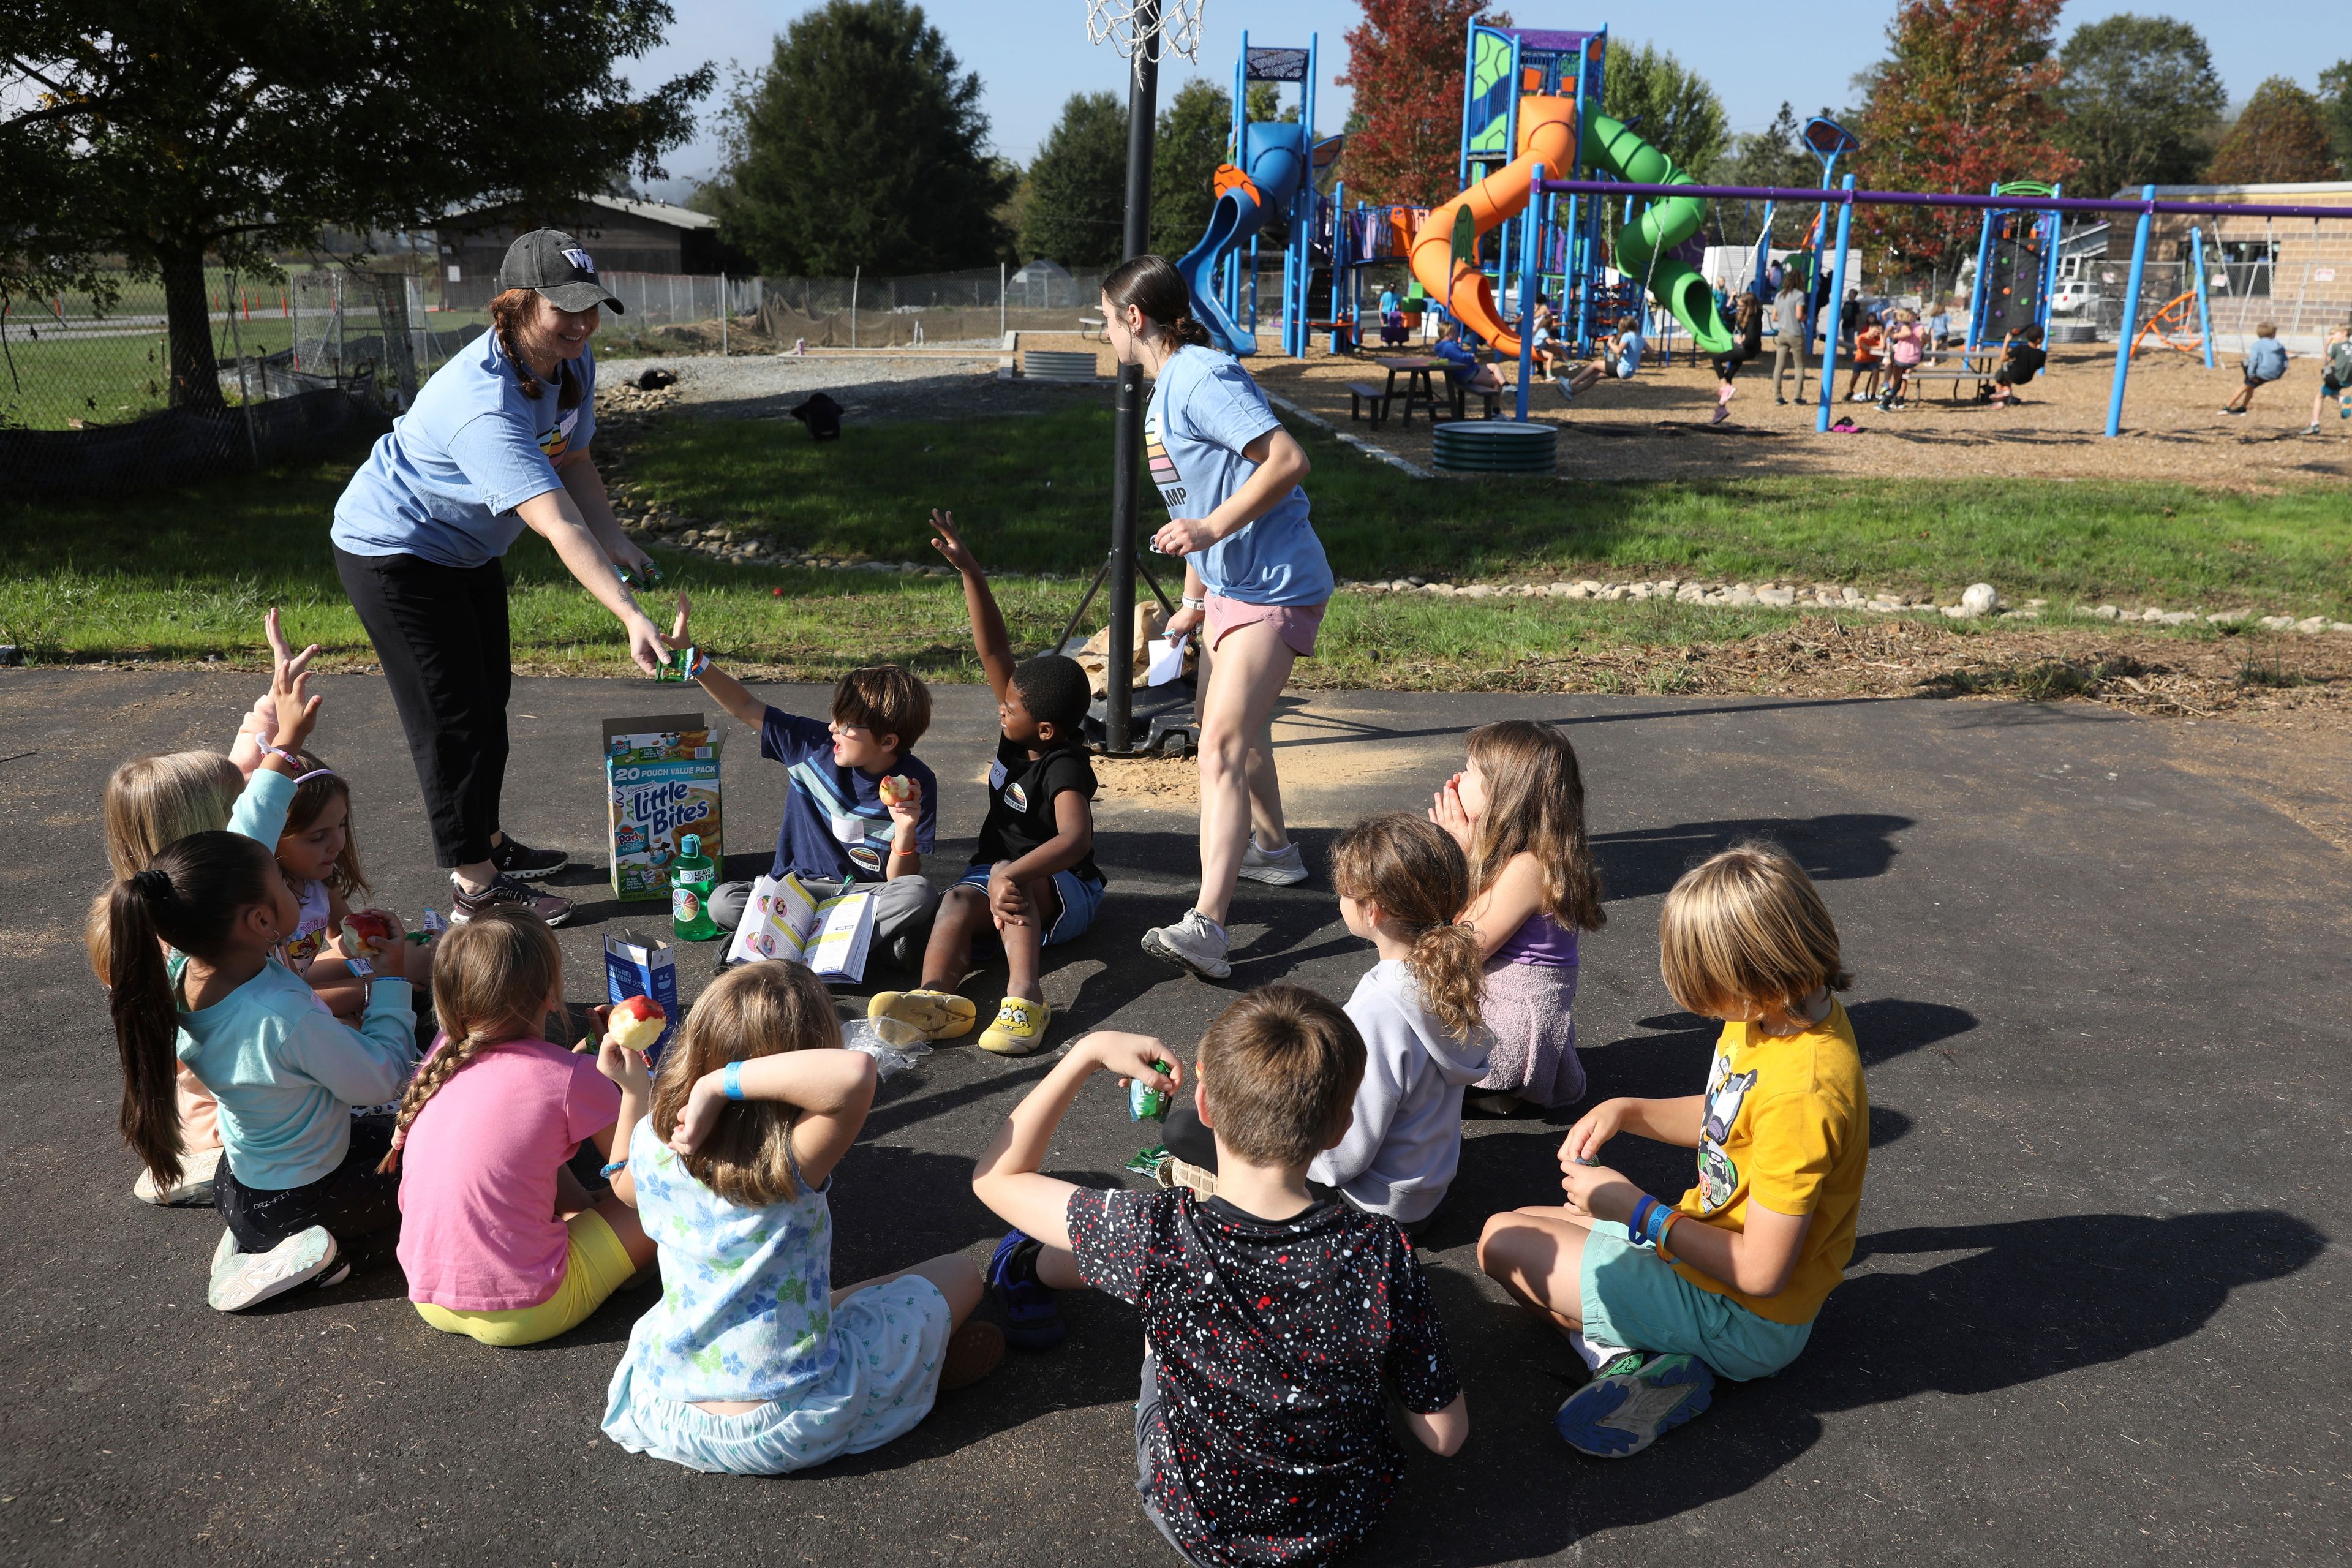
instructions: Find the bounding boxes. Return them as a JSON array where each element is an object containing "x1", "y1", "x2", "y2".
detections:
[{"x1": 390, "y1": 910, "x2": 658, "y2": 1346}]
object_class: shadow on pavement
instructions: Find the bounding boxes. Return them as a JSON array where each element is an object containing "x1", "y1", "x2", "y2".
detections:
[{"x1": 1596, "y1": 812, "x2": 1913, "y2": 901}]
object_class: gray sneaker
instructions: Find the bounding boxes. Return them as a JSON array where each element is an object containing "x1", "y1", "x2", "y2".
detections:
[
  {"x1": 1237, "y1": 840, "x2": 1308, "y2": 886},
  {"x1": 133, "y1": 1145, "x2": 221, "y2": 1207},
  {"x1": 208, "y1": 1225, "x2": 339, "y2": 1312},
  {"x1": 451, "y1": 872, "x2": 573, "y2": 927},
  {"x1": 1142, "y1": 910, "x2": 1231, "y2": 980}
]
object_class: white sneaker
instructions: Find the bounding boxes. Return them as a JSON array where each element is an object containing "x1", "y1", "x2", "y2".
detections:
[
  {"x1": 134, "y1": 1145, "x2": 222, "y2": 1207},
  {"x1": 1142, "y1": 910, "x2": 1231, "y2": 980},
  {"x1": 208, "y1": 1225, "x2": 339, "y2": 1312},
  {"x1": 1237, "y1": 840, "x2": 1308, "y2": 886}
]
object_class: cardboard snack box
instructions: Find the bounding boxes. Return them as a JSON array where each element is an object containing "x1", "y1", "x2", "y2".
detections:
[{"x1": 603, "y1": 712, "x2": 723, "y2": 902}]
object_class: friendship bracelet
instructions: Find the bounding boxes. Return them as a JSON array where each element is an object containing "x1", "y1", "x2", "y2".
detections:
[
  {"x1": 261, "y1": 744, "x2": 304, "y2": 769},
  {"x1": 1654, "y1": 1212, "x2": 1681, "y2": 1264},
  {"x1": 685, "y1": 648, "x2": 712, "y2": 679},
  {"x1": 600, "y1": 1159, "x2": 628, "y2": 1178},
  {"x1": 722, "y1": 1061, "x2": 745, "y2": 1101}
]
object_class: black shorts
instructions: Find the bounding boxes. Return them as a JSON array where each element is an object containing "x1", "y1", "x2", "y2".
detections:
[
  {"x1": 216, "y1": 1112, "x2": 402, "y2": 1254},
  {"x1": 2244, "y1": 368, "x2": 2279, "y2": 388}
]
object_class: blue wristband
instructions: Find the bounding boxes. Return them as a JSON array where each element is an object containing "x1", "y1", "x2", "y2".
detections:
[
  {"x1": 600, "y1": 1159, "x2": 627, "y2": 1178},
  {"x1": 722, "y1": 1061, "x2": 745, "y2": 1101},
  {"x1": 1627, "y1": 1194, "x2": 1658, "y2": 1247}
]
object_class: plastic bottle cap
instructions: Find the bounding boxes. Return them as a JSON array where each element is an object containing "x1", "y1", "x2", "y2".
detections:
[{"x1": 679, "y1": 834, "x2": 700, "y2": 858}]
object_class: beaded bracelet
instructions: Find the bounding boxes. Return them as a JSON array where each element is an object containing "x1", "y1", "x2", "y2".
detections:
[{"x1": 722, "y1": 1060, "x2": 745, "y2": 1101}]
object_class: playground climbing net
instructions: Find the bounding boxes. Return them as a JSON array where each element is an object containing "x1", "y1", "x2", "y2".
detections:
[{"x1": 1085, "y1": 0, "x2": 1203, "y2": 66}]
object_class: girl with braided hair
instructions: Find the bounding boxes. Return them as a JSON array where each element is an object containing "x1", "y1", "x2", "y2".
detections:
[
  {"x1": 391, "y1": 908, "x2": 658, "y2": 1348},
  {"x1": 108, "y1": 829, "x2": 418, "y2": 1313}
]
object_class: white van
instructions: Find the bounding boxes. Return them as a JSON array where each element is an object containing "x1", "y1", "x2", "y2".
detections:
[{"x1": 2051, "y1": 279, "x2": 2101, "y2": 315}]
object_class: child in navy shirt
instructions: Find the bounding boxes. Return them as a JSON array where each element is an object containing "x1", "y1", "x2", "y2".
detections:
[
  {"x1": 869, "y1": 511, "x2": 1103, "y2": 1057},
  {"x1": 668, "y1": 594, "x2": 940, "y2": 970}
]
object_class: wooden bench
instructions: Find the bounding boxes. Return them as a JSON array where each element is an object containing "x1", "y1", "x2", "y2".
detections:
[
  {"x1": 1449, "y1": 378, "x2": 1505, "y2": 420},
  {"x1": 1902, "y1": 366, "x2": 1991, "y2": 404},
  {"x1": 1346, "y1": 382, "x2": 1393, "y2": 425}
]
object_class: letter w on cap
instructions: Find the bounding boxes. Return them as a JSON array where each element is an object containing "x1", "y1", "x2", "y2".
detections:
[{"x1": 562, "y1": 247, "x2": 595, "y2": 274}]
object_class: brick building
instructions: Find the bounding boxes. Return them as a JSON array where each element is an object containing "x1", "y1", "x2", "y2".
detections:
[{"x1": 2101, "y1": 181, "x2": 2352, "y2": 349}]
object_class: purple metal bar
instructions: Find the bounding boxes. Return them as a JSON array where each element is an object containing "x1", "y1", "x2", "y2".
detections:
[{"x1": 1531, "y1": 178, "x2": 2352, "y2": 222}]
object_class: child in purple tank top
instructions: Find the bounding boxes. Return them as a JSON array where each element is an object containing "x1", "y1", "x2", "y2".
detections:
[{"x1": 1429, "y1": 722, "x2": 1607, "y2": 1114}]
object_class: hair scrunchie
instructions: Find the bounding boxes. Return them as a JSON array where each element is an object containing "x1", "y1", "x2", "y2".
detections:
[{"x1": 131, "y1": 867, "x2": 174, "y2": 902}]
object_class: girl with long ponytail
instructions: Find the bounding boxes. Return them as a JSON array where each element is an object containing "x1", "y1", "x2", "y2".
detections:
[
  {"x1": 1155, "y1": 813, "x2": 1492, "y2": 1234},
  {"x1": 1102, "y1": 255, "x2": 1335, "y2": 987},
  {"x1": 110, "y1": 828, "x2": 418, "y2": 1313}
]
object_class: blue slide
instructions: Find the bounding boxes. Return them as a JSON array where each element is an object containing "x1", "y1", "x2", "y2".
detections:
[{"x1": 1174, "y1": 121, "x2": 1310, "y2": 358}]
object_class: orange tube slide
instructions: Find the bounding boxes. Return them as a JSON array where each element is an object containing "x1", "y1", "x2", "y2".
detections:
[{"x1": 1409, "y1": 95, "x2": 1577, "y2": 358}]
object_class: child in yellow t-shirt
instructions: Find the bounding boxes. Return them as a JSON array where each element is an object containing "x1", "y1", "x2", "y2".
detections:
[{"x1": 1477, "y1": 843, "x2": 1868, "y2": 1457}]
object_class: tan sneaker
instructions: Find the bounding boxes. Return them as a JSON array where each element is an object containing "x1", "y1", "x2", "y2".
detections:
[
  {"x1": 867, "y1": 989, "x2": 978, "y2": 1041},
  {"x1": 977, "y1": 995, "x2": 1050, "y2": 1056}
]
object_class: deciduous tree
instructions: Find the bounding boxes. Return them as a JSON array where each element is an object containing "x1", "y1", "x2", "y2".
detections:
[
  {"x1": 709, "y1": 0, "x2": 1011, "y2": 276},
  {"x1": 2204, "y1": 77, "x2": 2342, "y2": 184},
  {"x1": 1602, "y1": 40, "x2": 1727, "y2": 178},
  {"x1": 2048, "y1": 14, "x2": 2225, "y2": 197},
  {"x1": 2, "y1": 0, "x2": 707, "y2": 411},
  {"x1": 1339, "y1": 0, "x2": 1502, "y2": 207},
  {"x1": 1020, "y1": 92, "x2": 1129, "y2": 267}
]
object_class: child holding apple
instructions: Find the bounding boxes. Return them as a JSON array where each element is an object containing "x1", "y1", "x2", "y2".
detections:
[{"x1": 666, "y1": 593, "x2": 941, "y2": 972}]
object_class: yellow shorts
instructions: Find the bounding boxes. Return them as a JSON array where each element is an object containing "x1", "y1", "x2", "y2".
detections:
[{"x1": 414, "y1": 1208, "x2": 638, "y2": 1348}]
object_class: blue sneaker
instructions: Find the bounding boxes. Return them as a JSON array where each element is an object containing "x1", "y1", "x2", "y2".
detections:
[
  {"x1": 1554, "y1": 1351, "x2": 1714, "y2": 1457},
  {"x1": 987, "y1": 1230, "x2": 1066, "y2": 1351}
]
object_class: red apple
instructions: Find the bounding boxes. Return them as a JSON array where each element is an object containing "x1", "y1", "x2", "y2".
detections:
[
  {"x1": 340, "y1": 911, "x2": 401, "y2": 954},
  {"x1": 610, "y1": 994, "x2": 667, "y2": 1052}
]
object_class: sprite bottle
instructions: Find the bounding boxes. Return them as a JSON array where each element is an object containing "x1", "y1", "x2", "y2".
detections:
[{"x1": 671, "y1": 833, "x2": 719, "y2": 941}]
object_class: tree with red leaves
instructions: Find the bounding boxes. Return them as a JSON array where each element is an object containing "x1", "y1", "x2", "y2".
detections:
[
  {"x1": 1852, "y1": 0, "x2": 2079, "y2": 289},
  {"x1": 1338, "y1": 0, "x2": 1506, "y2": 207}
]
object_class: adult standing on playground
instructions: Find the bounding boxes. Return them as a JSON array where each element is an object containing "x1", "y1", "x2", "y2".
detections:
[
  {"x1": 331, "y1": 230, "x2": 669, "y2": 927},
  {"x1": 1771, "y1": 273, "x2": 1810, "y2": 403},
  {"x1": 1099, "y1": 254, "x2": 1329, "y2": 981}
]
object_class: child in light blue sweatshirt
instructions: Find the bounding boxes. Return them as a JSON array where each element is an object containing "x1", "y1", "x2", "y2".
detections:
[{"x1": 104, "y1": 673, "x2": 420, "y2": 1311}]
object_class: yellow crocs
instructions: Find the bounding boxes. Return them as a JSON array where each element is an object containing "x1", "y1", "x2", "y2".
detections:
[
  {"x1": 868, "y1": 989, "x2": 978, "y2": 1041},
  {"x1": 977, "y1": 995, "x2": 1051, "y2": 1056}
]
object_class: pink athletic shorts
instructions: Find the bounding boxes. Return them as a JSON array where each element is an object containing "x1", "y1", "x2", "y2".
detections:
[{"x1": 1205, "y1": 592, "x2": 1327, "y2": 657}]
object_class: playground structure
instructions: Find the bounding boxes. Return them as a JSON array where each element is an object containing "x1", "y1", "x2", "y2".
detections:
[
  {"x1": 1174, "y1": 35, "x2": 1340, "y2": 358},
  {"x1": 2130, "y1": 225, "x2": 2219, "y2": 366},
  {"x1": 1966, "y1": 181, "x2": 2065, "y2": 349}
]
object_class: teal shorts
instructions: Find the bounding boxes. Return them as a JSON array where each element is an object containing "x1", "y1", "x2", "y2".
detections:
[{"x1": 1580, "y1": 1221, "x2": 1813, "y2": 1382}]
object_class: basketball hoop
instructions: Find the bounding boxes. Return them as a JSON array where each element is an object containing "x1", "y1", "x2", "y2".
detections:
[{"x1": 1086, "y1": 0, "x2": 1204, "y2": 68}]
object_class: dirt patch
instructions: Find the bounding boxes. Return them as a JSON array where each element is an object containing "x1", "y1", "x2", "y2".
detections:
[
  {"x1": 1256, "y1": 342, "x2": 2352, "y2": 489},
  {"x1": 1095, "y1": 754, "x2": 1200, "y2": 805}
]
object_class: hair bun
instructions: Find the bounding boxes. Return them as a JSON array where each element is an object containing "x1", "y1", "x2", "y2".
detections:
[{"x1": 131, "y1": 867, "x2": 173, "y2": 901}]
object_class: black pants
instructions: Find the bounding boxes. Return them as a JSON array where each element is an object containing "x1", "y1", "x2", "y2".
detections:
[
  {"x1": 336, "y1": 548, "x2": 511, "y2": 867},
  {"x1": 216, "y1": 1113, "x2": 402, "y2": 1258}
]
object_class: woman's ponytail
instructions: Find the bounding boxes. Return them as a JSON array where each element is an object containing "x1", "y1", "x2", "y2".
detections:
[
  {"x1": 1170, "y1": 312, "x2": 1213, "y2": 349},
  {"x1": 1330, "y1": 812, "x2": 1486, "y2": 1042},
  {"x1": 1103, "y1": 255, "x2": 1210, "y2": 353},
  {"x1": 104, "y1": 833, "x2": 278, "y2": 1189}
]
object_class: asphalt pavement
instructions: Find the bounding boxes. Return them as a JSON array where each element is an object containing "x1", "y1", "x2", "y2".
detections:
[{"x1": 1, "y1": 669, "x2": 2343, "y2": 1566}]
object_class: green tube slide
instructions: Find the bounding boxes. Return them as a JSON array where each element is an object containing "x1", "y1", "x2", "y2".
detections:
[{"x1": 1585, "y1": 114, "x2": 1734, "y2": 356}]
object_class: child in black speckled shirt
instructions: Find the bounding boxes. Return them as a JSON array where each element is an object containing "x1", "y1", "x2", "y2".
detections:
[{"x1": 971, "y1": 986, "x2": 1468, "y2": 1567}]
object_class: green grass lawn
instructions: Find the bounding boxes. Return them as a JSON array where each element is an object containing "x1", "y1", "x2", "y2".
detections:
[{"x1": 3, "y1": 405, "x2": 2345, "y2": 684}]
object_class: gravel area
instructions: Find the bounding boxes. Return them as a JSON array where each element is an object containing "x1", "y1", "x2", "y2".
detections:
[{"x1": 603, "y1": 347, "x2": 1105, "y2": 424}]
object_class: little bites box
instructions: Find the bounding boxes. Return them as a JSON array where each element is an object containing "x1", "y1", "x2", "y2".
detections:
[{"x1": 603, "y1": 712, "x2": 723, "y2": 902}]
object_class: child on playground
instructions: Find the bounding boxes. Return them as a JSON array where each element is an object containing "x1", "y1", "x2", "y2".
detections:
[
  {"x1": 102, "y1": 669, "x2": 424, "y2": 1311},
  {"x1": 2310, "y1": 324, "x2": 2352, "y2": 434},
  {"x1": 272, "y1": 751, "x2": 439, "y2": 1020},
  {"x1": 1155, "y1": 813, "x2": 1492, "y2": 1231},
  {"x1": 1879, "y1": 311, "x2": 1924, "y2": 408},
  {"x1": 387, "y1": 908, "x2": 659, "y2": 1346},
  {"x1": 2221, "y1": 322, "x2": 2289, "y2": 417},
  {"x1": 1708, "y1": 291, "x2": 1763, "y2": 424},
  {"x1": 1561, "y1": 314, "x2": 1645, "y2": 401},
  {"x1": 868, "y1": 509, "x2": 1103, "y2": 1057},
  {"x1": 1431, "y1": 720, "x2": 1606, "y2": 1115},
  {"x1": 1845, "y1": 311, "x2": 1885, "y2": 402},
  {"x1": 972, "y1": 986, "x2": 1468, "y2": 1567},
  {"x1": 1476, "y1": 843, "x2": 1868, "y2": 1458},
  {"x1": 602, "y1": 962, "x2": 1003, "y2": 1474},
  {"x1": 1432, "y1": 318, "x2": 1506, "y2": 396},
  {"x1": 1985, "y1": 324, "x2": 2046, "y2": 407},
  {"x1": 665, "y1": 594, "x2": 941, "y2": 970}
]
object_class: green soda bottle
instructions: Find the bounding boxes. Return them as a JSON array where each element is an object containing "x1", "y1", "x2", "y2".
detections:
[{"x1": 671, "y1": 833, "x2": 719, "y2": 941}]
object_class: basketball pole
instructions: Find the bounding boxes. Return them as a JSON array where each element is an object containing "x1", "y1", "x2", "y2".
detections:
[{"x1": 1104, "y1": 0, "x2": 1161, "y2": 753}]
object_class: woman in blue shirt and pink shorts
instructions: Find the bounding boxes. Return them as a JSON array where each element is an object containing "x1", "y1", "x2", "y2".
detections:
[{"x1": 1101, "y1": 255, "x2": 1333, "y2": 981}]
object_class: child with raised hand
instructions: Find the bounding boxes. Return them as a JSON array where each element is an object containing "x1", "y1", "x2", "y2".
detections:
[
  {"x1": 1430, "y1": 720, "x2": 1606, "y2": 1115},
  {"x1": 601, "y1": 962, "x2": 1003, "y2": 1475},
  {"x1": 107, "y1": 822, "x2": 420, "y2": 1312},
  {"x1": 663, "y1": 592, "x2": 943, "y2": 970},
  {"x1": 1476, "y1": 843, "x2": 1869, "y2": 1459},
  {"x1": 388, "y1": 908, "x2": 658, "y2": 1346},
  {"x1": 973, "y1": 987, "x2": 1467, "y2": 1568},
  {"x1": 1158, "y1": 813, "x2": 1491, "y2": 1233},
  {"x1": 869, "y1": 509, "x2": 1104, "y2": 1057}
]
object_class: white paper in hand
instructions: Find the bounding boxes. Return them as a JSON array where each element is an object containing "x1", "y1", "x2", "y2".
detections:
[{"x1": 1146, "y1": 634, "x2": 1187, "y2": 687}]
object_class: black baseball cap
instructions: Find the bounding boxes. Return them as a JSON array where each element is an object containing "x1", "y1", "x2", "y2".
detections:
[{"x1": 497, "y1": 228, "x2": 626, "y2": 315}]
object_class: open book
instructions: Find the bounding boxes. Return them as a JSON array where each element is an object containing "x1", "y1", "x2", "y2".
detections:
[{"x1": 724, "y1": 873, "x2": 875, "y2": 982}]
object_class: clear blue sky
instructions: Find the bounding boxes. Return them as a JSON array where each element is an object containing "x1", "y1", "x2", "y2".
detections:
[{"x1": 630, "y1": 1, "x2": 2342, "y2": 198}]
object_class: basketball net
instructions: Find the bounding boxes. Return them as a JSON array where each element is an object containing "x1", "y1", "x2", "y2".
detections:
[{"x1": 1086, "y1": 0, "x2": 1204, "y2": 69}]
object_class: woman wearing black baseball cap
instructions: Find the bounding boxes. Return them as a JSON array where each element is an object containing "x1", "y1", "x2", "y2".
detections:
[{"x1": 331, "y1": 227, "x2": 665, "y2": 926}]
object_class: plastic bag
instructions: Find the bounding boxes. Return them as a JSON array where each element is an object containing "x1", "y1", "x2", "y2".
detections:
[{"x1": 840, "y1": 1016, "x2": 933, "y2": 1081}]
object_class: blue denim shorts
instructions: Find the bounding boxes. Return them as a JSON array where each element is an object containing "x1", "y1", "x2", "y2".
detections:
[
  {"x1": 1579, "y1": 1221, "x2": 1812, "y2": 1382},
  {"x1": 954, "y1": 865, "x2": 1104, "y2": 948}
]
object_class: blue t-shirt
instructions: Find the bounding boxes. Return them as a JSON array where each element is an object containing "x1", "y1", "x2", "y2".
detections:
[
  {"x1": 2245, "y1": 338, "x2": 2287, "y2": 382},
  {"x1": 759, "y1": 707, "x2": 937, "y2": 882},
  {"x1": 1616, "y1": 330, "x2": 1646, "y2": 374},
  {"x1": 1145, "y1": 347, "x2": 1331, "y2": 608},
  {"x1": 1379, "y1": 289, "x2": 1399, "y2": 316},
  {"x1": 1431, "y1": 339, "x2": 1479, "y2": 382},
  {"x1": 331, "y1": 329, "x2": 597, "y2": 568}
]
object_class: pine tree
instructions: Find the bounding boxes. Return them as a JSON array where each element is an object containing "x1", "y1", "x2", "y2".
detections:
[
  {"x1": 707, "y1": 0, "x2": 1011, "y2": 275},
  {"x1": 2204, "y1": 78, "x2": 2342, "y2": 184},
  {"x1": 1853, "y1": 0, "x2": 2079, "y2": 286},
  {"x1": 1020, "y1": 92, "x2": 1128, "y2": 267},
  {"x1": 1338, "y1": 0, "x2": 1497, "y2": 206}
]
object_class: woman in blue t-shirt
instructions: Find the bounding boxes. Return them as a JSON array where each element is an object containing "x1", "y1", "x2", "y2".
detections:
[
  {"x1": 330, "y1": 229, "x2": 670, "y2": 928},
  {"x1": 1101, "y1": 255, "x2": 1333, "y2": 981}
]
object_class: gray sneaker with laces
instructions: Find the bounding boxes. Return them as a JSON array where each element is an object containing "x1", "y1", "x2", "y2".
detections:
[
  {"x1": 1237, "y1": 840, "x2": 1308, "y2": 886},
  {"x1": 207, "y1": 1225, "x2": 340, "y2": 1312},
  {"x1": 1142, "y1": 909, "x2": 1231, "y2": 979},
  {"x1": 451, "y1": 872, "x2": 573, "y2": 927}
]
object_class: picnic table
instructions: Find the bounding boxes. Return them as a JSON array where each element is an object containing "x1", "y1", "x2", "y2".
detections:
[
  {"x1": 1347, "y1": 355, "x2": 1444, "y2": 428},
  {"x1": 1901, "y1": 347, "x2": 2007, "y2": 404}
]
